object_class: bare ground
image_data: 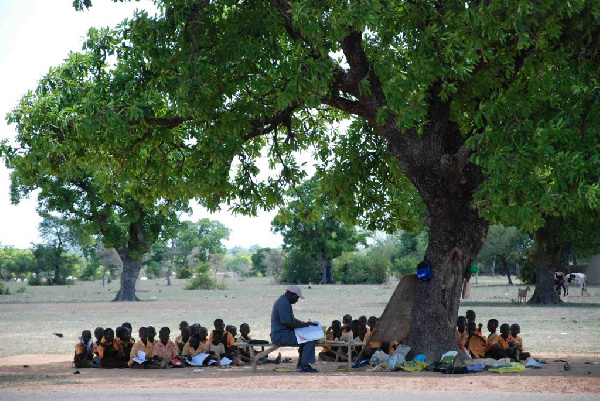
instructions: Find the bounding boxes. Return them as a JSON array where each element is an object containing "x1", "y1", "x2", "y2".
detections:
[{"x1": 0, "y1": 353, "x2": 598, "y2": 393}]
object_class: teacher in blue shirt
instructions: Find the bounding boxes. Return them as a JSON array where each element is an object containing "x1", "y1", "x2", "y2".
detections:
[{"x1": 271, "y1": 285, "x2": 318, "y2": 372}]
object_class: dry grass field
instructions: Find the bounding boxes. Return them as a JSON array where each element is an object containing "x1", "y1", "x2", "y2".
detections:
[{"x1": 0, "y1": 275, "x2": 598, "y2": 358}]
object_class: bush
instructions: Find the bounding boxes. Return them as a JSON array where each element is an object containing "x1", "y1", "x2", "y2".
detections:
[
  {"x1": 177, "y1": 267, "x2": 193, "y2": 280},
  {"x1": 0, "y1": 282, "x2": 10, "y2": 295},
  {"x1": 334, "y1": 250, "x2": 389, "y2": 284},
  {"x1": 16, "y1": 286, "x2": 26, "y2": 293},
  {"x1": 184, "y1": 274, "x2": 217, "y2": 290},
  {"x1": 281, "y1": 249, "x2": 320, "y2": 284}
]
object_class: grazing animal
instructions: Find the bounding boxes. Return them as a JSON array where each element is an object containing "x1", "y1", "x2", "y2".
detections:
[
  {"x1": 554, "y1": 272, "x2": 567, "y2": 296},
  {"x1": 566, "y1": 273, "x2": 588, "y2": 296},
  {"x1": 517, "y1": 286, "x2": 531, "y2": 303}
]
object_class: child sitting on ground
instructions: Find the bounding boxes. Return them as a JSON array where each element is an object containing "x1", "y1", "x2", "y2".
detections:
[
  {"x1": 210, "y1": 319, "x2": 242, "y2": 365},
  {"x1": 121, "y1": 322, "x2": 134, "y2": 341},
  {"x1": 465, "y1": 321, "x2": 487, "y2": 358},
  {"x1": 455, "y1": 316, "x2": 468, "y2": 347},
  {"x1": 129, "y1": 327, "x2": 154, "y2": 369},
  {"x1": 485, "y1": 319, "x2": 499, "y2": 354},
  {"x1": 91, "y1": 326, "x2": 104, "y2": 366},
  {"x1": 318, "y1": 320, "x2": 342, "y2": 361},
  {"x1": 152, "y1": 327, "x2": 179, "y2": 368},
  {"x1": 465, "y1": 310, "x2": 483, "y2": 336},
  {"x1": 509, "y1": 323, "x2": 530, "y2": 360},
  {"x1": 487, "y1": 323, "x2": 519, "y2": 360},
  {"x1": 117, "y1": 326, "x2": 135, "y2": 366},
  {"x1": 74, "y1": 330, "x2": 97, "y2": 368},
  {"x1": 181, "y1": 334, "x2": 209, "y2": 361},
  {"x1": 174, "y1": 325, "x2": 191, "y2": 354},
  {"x1": 98, "y1": 328, "x2": 127, "y2": 369}
]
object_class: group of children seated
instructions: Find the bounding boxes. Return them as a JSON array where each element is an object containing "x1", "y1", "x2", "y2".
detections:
[
  {"x1": 74, "y1": 319, "x2": 267, "y2": 369},
  {"x1": 455, "y1": 309, "x2": 530, "y2": 361},
  {"x1": 317, "y1": 314, "x2": 391, "y2": 362}
]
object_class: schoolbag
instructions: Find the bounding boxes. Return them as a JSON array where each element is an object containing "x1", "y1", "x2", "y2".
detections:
[{"x1": 417, "y1": 260, "x2": 432, "y2": 281}]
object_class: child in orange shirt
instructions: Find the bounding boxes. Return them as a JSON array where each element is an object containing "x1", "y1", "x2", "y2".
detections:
[
  {"x1": 129, "y1": 327, "x2": 154, "y2": 369},
  {"x1": 74, "y1": 330, "x2": 97, "y2": 368},
  {"x1": 465, "y1": 321, "x2": 487, "y2": 358},
  {"x1": 455, "y1": 316, "x2": 468, "y2": 347},
  {"x1": 509, "y1": 323, "x2": 530, "y2": 360},
  {"x1": 98, "y1": 328, "x2": 127, "y2": 369}
]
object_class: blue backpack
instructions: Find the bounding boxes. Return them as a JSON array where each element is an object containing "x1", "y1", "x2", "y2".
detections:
[{"x1": 417, "y1": 260, "x2": 432, "y2": 281}]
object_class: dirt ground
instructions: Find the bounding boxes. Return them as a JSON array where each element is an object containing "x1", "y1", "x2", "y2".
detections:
[{"x1": 0, "y1": 353, "x2": 599, "y2": 393}]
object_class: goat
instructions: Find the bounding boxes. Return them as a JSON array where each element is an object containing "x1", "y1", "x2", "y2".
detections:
[{"x1": 517, "y1": 286, "x2": 531, "y2": 303}]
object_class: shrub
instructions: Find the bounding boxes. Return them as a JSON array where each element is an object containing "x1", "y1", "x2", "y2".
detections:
[
  {"x1": 16, "y1": 286, "x2": 26, "y2": 293},
  {"x1": 184, "y1": 274, "x2": 217, "y2": 290},
  {"x1": 281, "y1": 249, "x2": 320, "y2": 284},
  {"x1": 177, "y1": 267, "x2": 193, "y2": 280},
  {"x1": 0, "y1": 282, "x2": 10, "y2": 295},
  {"x1": 335, "y1": 250, "x2": 389, "y2": 284}
]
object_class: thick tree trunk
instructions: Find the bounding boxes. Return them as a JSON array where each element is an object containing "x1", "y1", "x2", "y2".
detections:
[
  {"x1": 317, "y1": 257, "x2": 333, "y2": 284},
  {"x1": 113, "y1": 248, "x2": 142, "y2": 302},
  {"x1": 387, "y1": 89, "x2": 488, "y2": 361},
  {"x1": 528, "y1": 227, "x2": 562, "y2": 304},
  {"x1": 112, "y1": 222, "x2": 148, "y2": 302}
]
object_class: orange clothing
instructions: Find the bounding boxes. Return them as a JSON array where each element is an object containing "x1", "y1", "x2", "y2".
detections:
[
  {"x1": 489, "y1": 335, "x2": 511, "y2": 350},
  {"x1": 475, "y1": 328, "x2": 483, "y2": 336},
  {"x1": 98, "y1": 339, "x2": 124, "y2": 360},
  {"x1": 182, "y1": 340, "x2": 209, "y2": 357},
  {"x1": 152, "y1": 340, "x2": 178, "y2": 359},
  {"x1": 509, "y1": 334, "x2": 524, "y2": 351},
  {"x1": 466, "y1": 334, "x2": 487, "y2": 358},
  {"x1": 128, "y1": 339, "x2": 155, "y2": 367},
  {"x1": 455, "y1": 330, "x2": 468, "y2": 347},
  {"x1": 75, "y1": 342, "x2": 87, "y2": 356},
  {"x1": 92, "y1": 341, "x2": 102, "y2": 356},
  {"x1": 209, "y1": 330, "x2": 235, "y2": 348},
  {"x1": 486, "y1": 332, "x2": 499, "y2": 352}
]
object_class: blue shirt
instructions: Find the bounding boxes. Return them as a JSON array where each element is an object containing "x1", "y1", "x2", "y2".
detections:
[{"x1": 271, "y1": 294, "x2": 294, "y2": 337}]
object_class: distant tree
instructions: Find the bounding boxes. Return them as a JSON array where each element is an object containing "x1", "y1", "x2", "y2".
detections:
[
  {"x1": 333, "y1": 249, "x2": 389, "y2": 284},
  {"x1": 265, "y1": 248, "x2": 284, "y2": 283},
  {"x1": 0, "y1": 247, "x2": 36, "y2": 279},
  {"x1": 33, "y1": 216, "x2": 80, "y2": 284},
  {"x1": 227, "y1": 254, "x2": 252, "y2": 276},
  {"x1": 174, "y1": 219, "x2": 230, "y2": 276},
  {"x1": 272, "y1": 178, "x2": 368, "y2": 284},
  {"x1": 143, "y1": 242, "x2": 169, "y2": 279},
  {"x1": 281, "y1": 249, "x2": 320, "y2": 284},
  {"x1": 250, "y1": 247, "x2": 271, "y2": 277},
  {"x1": 474, "y1": 226, "x2": 531, "y2": 285}
]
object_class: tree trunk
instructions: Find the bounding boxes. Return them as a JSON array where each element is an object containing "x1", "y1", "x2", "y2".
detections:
[
  {"x1": 112, "y1": 222, "x2": 148, "y2": 302},
  {"x1": 318, "y1": 257, "x2": 327, "y2": 284},
  {"x1": 528, "y1": 227, "x2": 562, "y2": 304},
  {"x1": 113, "y1": 248, "x2": 142, "y2": 302},
  {"x1": 501, "y1": 256, "x2": 513, "y2": 285},
  {"x1": 387, "y1": 92, "x2": 488, "y2": 361}
]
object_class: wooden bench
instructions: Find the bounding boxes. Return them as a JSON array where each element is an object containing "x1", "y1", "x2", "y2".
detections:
[{"x1": 235, "y1": 341, "x2": 366, "y2": 372}]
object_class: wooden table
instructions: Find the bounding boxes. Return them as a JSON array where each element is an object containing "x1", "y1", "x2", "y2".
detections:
[{"x1": 235, "y1": 341, "x2": 366, "y2": 372}]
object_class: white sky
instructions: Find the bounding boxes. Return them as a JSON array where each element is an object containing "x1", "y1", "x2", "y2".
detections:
[{"x1": 0, "y1": 0, "x2": 282, "y2": 250}]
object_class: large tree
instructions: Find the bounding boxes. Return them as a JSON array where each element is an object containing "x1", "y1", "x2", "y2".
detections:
[
  {"x1": 6, "y1": 0, "x2": 588, "y2": 358},
  {"x1": 3, "y1": 34, "x2": 189, "y2": 301}
]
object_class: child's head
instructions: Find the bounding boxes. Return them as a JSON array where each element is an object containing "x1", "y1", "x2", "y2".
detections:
[
  {"x1": 358, "y1": 316, "x2": 367, "y2": 327},
  {"x1": 226, "y1": 324, "x2": 237, "y2": 337},
  {"x1": 181, "y1": 326, "x2": 191, "y2": 341},
  {"x1": 138, "y1": 327, "x2": 148, "y2": 341},
  {"x1": 214, "y1": 319, "x2": 225, "y2": 332},
  {"x1": 467, "y1": 321, "x2": 477, "y2": 335},
  {"x1": 81, "y1": 330, "x2": 92, "y2": 342},
  {"x1": 351, "y1": 320, "x2": 360, "y2": 335},
  {"x1": 465, "y1": 310, "x2": 476, "y2": 322},
  {"x1": 367, "y1": 316, "x2": 377, "y2": 329},
  {"x1": 147, "y1": 326, "x2": 156, "y2": 342},
  {"x1": 179, "y1": 321, "x2": 189, "y2": 331},
  {"x1": 189, "y1": 334, "x2": 201, "y2": 349},
  {"x1": 159, "y1": 327, "x2": 170, "y2": 345},
  {"x1": 457, "y1": 316, "x2": 466, "y2": 333},
  {"x1": 190, "y1": 324, "x2": 200, "y2": 336},
  {"x1": 94, "y1": 327, "x2": 104, "y2": 341},
  {"x1": 121, "y1": 322, "x2": 133, "y2": 333},
  {"x1": 499, "y1": 323, "x2": 510, "y2": 338},
  {"x1": 342, "y1": 314, "x2": 352, "y2": 325},
  {"x1": 240, "y1": 323, "x2": 250, "y2": 336},
  {"x1": 116, "y1": 326, "x2": 126, "y2": 341},
  {"x1": 198, "y1": 327, "x2": 208, "y2": 341},
  {"x1": 510, "y1": 323, "x2": 521, "y2": 337},
  {"x1": 103, "y1": 328, "x2": 115, "y2": 342},
  {"x1": 331, "y1": 320, "x2": 342, "y2": 332},
  {"x1": 487, "y1": 319, "x2": 499, "y2": 333}
]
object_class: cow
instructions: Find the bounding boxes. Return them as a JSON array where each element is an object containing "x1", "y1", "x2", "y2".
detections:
[
  {"x1": 566, "y1": 273, "x2": 588, "y2": 296},
  {"x1": 554, "y1": 272, "x2": 567, "y2": 297}
]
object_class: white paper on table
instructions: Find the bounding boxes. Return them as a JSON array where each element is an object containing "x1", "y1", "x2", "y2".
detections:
[
  {"x1": 132, "y1": 350, "x2": 147, "y2": 364},
  {"x1": 186, "y1": 353, "x2": 210, "y2": 366},
  {"x1": 294, "y1": 321, "x2": 324, "y2": 344}
]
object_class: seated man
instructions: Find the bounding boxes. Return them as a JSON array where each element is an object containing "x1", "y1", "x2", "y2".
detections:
[
  {"x1": 271, "y1": 285, "x2": 318, "y2": 373},
  {"x1": 486, "y1": 323, "x2": 519, "y2": 360},
  {"x1": 465, "y1": 321, "x2": 487, "y2": 358},
  {"x1": 509, "y1": 323, "x2": 531, "y2": 360}
]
